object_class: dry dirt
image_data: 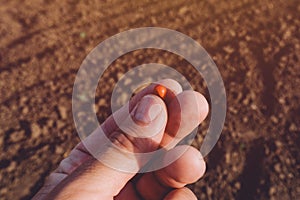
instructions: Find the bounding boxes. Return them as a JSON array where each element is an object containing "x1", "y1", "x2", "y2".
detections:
[{"x1": 0, "y1": 0, "x2": 300, "y2": 199}]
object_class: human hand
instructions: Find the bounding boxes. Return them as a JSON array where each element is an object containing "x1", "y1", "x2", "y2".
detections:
[{"x1": 33, "y1": 79, "x2": 209, "y2": 200}]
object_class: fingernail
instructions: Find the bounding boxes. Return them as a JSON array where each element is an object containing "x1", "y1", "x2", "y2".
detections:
[{"x1": 133, "y1": 95, "x2": 162, "y2": 124}]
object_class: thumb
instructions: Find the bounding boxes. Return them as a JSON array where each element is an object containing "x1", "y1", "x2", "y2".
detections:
[{"x1": 47, "y1": 94, "x2": 168, "y2": 199}]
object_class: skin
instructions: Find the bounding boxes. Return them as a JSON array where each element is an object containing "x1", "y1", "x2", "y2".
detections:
[{"x1": 33, "y1": 79, "x2": 209, "y2": 200}]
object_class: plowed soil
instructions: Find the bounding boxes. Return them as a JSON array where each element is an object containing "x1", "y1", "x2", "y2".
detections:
[{"x1": 0, "y1": 0, "x2": 299, "y2": 199}]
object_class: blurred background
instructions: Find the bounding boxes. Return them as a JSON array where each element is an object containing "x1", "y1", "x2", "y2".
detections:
[{"x1": 0, "y1": 0, "x2": 299, "y2": 199}]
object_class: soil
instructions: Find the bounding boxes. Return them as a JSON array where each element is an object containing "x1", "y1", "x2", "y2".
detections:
[{"x1": 0, "y1": 0, "x2": 299, "y2": 199}]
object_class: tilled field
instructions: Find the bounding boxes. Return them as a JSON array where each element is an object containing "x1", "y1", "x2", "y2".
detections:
[{"x1": 0, "y1": 0, "x2": 299, "y2": 199}]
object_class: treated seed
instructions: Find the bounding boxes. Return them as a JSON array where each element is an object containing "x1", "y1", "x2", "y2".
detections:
[{"x1": 155, "y1": 85, "x2": 167, "y2": 99}]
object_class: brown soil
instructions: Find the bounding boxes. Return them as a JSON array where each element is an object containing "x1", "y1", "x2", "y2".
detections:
[{"x1": 0, "y1": 0, "x2": 299, "y2": 199}]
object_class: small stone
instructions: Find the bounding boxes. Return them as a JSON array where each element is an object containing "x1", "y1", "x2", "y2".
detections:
[
  {"x1": 274, "y1": 163, "x2": 281, "y2": 173},
  {"x1": 223, "y1": 45, "x2": 235, "y2": 54},
  {"x1": 229, "y1": 29, "x2": 236, "y2": 37},
  {"x1": 20, "y1": 96, "x2": 28, "y2": 104},
  {"x1": 56, "y1": 120, "x2": 65, "y2": 130},
  {"x1": 289, "y1": 123, "x2": 297, "y2": 131},
  {"x1": 242, "y1": 116, "x2": 249, "y2": 123},
  {"x1": 117, "y1": 72, "x2": 123, "y2": 79},
  {"x1": 265, "y1": 146, "x2": 270, "y2": 155},
  {"x1": 269, "y1": 187, "x2": 276, "y2": 195},
  {"x1": 232, "y1": 165, "x2": 238, "y2": 172},
  {"x1": 22, "y1": 106, "x2": 29, "y2": 114},
  {"x1": 55, "y1": 146, "x2": 64, "y2": 154},
  {"x1": 250, "y1": 104, "x2": 258, "y2": 110},
  {"x1": 9, "y1": 143, "x2": 21, "y2": 155},
  {"x1": 179, "y1": 6, "x2": 188, "y2": 15},
  {"x1": 245, "y1": 35, "x2": 251, "y2": 41},
  {"x1": 63, "y1": 150, "x2": 71, "y2": 158},
  {"x1": 283, "y1": 30, "x2": 291, "y2": 39},
  {"x1": 206, "y1": 186, "x2": 213, "y2": 196},
  {"x1": 58, "y1": 106, "x2": 68, "y2": 120},
  {"x1": 124, "y1": 78, "x2": 132, "y2": 86},
  {"x1": 0, "y1": 187, "x2": 8, "y2": 194},
  {"x1": 42, "y1": 126, "x2": 48, "y2": 135},
  {"x1": 150, "y1": 17, "x2": 157, "y2": 24},
  {"x1": 47, "y1": 119, "x2": 54, "y2": 127},
  {"x1": 80, "y1": 32, "x2": 86, "y2": 38},
  {"x1": 117, "y1": 93, "x2": 129, "y2": 106},
  {"x1": 275, "y1": 141, "x2": 283, "y2": 148},
  {"x1": 0, "y1": 136, "x2": 3, "y2": 147},
  {"x1": 287, "y1": 173, "x2": 294, "y2": 178},
  {"x1": 225, "y1": 153, "x2": 231, "y2": 163},
  {"x1": 279, "y1": 174, "x2": 285, "y2": 179},
  {"x1": 235, "y1": 182, "x2": 241, "y2": 189},
  {"x1": 270, "y1": 115, "x2": 278, "y2": 124},
  {"x1": 98, "y1": 98, "x2": 106, "y2": 106},
  {"x1": 7, "y1": 161, "x2": 17, "y2": 172},
  {"x1": 10, "y1": 130, "x2": 25, "y2": 143},
  {"x1": 31, "y1": 123, "x2": 41, "y2": 138},
  {"x1": 243, "y1": 130, "x2": 256, "y2": 140},
  {"x1": 78, "y1": 94, "x2": 88, "y2": 102},
  {"x1": 228, "y1": 106, "x2": 238, "y2": 114}
]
